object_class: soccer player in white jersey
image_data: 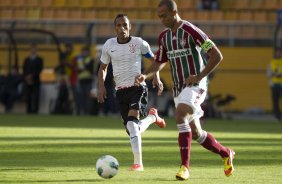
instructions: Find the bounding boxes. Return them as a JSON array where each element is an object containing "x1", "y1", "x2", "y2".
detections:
[
  {"x1": 97, "y1": 14, "x2": 166, "y2": 171},
  {"x1": 135, "y1": 0, "x2": 235, "y2": 180}
]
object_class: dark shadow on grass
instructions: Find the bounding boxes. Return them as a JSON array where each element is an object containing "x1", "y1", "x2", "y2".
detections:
[
  {"x1": 1, "y1": 142, "x2": 282, "y2": 167},
  {"x1": 0, "y1": 136, "x2": 281, "y2": 142},
  {"x1": 0, "y1": 179, "x2": 101, "y2": 183},
  {"x1": 0, "y1": 115, "x2": 281, "y2": 134}
]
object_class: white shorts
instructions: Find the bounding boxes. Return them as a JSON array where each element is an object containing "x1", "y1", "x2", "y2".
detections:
[{"x1": 174, "y1": 86, "x2": 207, "y2": 123}]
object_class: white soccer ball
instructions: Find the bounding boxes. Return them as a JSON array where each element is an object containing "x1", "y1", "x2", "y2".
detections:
[{"x1": 96, "y1": 155, "x2": 119, "y2": 179}]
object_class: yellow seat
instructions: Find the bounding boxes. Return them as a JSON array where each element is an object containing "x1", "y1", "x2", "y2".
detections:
[
  {"x1": 11, "y1": 0, "x2": 26, "y2": 7},
  {"x1": 80, "y1": 0, "x2": 95, "y2": 8},
  {"x1": 122, "y1": 0, "x2": 137, "y2": 9},
  {"x1": 195, "y1": 11, "x2": 210, "y2": 21},
  {"x1": 0, "y1": 0, "x2": 12, "y2": 7},
  {"x1": 94, "y1": 0, "x2": 108, "y2": 8},
  {"x1": 181, "y1": 11, "x2": 196, "y2": 21},
  {"x1": 13, "y1": 8, "x2": 27, "y2": 19},
  {"x1": 267, "y1": 11, "x2": 277, "y2": 22},
  {"x1": 139, "y1": 10, "x2": 152, "y2": 20},
  {"x1": 210, "y1": 11, "x2": 224, "y2": 21},
  {"x1": 177, "y1": 0, "x2": 196, "y2": 9},
  {"x1": 0, "y1": 8, "x2": 13, "y2": 19},
  {"x1": 233, "y1": 0, "x2": 251, "y2": 10},
  {"x1": 55, "y1": 8, "x2": 69, "y2": 19},
  {"x1": 218, "y1": 0, "x2": 234, "y2": 10},
  {"x1": 125, "y1": 10, "x2": 139, "y2": 20},
  {"x1": 110, "y1": 9, "x2": 122, "y2": 19},
  {"x1": 67, "y1": 0, "x2": 80, "y2": 8},
  {"x1": 238, "y1": 11, "x2": 253, "y2": 21},
  {"x1": 26, "y1": 0, "x2": 39, "y2": 7},
  {"x1": 69, "y1": 9, "x2": 82, "y2": 19},
  {"x1": 253, "y1": 11, "x2": 268, "y2": 22},
  {"x1": 96, "y1": 9, "x2": 112, "y2": 19},
  {"x1": 150, "y1": 0, "x2": 160, "y2": 8},
  {"x1": 137, "y1": 0, "x2": 150, "y2": 9},
  {"x1": 27, "y1": 8, "x2": 41, "y2": 20},
  {"x1": 263, "y1": 0, "x2": 279, "y2": 10},
  {"x1": 108, "y1": 0, "x2": 122, "y2": 9},
  {"x1": 224, "y1": 10, "x2": 238, "y2": 21},
  {"x1": 249, "y1": 0, "x2": 264, "y2": 9},
  {"x1": 53, "y1": 0, "x2": 66, "y2": 7},
  {"x1": 41, "y1": 8, "x2": 55, "y2": 19},
  {"x1": 39, "y1": 0, "x2": 53, "y2": 7},
  {"x1": 82, "y1": 9, "x2": 97, "y2": 19},
  {"x1": 151, "y1": 9, "x2": 159, "y2": 20}
]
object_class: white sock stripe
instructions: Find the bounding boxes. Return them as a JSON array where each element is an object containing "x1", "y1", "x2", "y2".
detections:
[
  {"x1": 178, "y1": 126, "x2": 190, "y2": 130},
  {"x1": 177, "y1": 123, "x2": 189, "y2": 127},
  {"x1": 196, "y1": 130, "x2": 207, "y2": 144},
  {"x1": 177, "y1": 123, "x2": 191, "y2": 133}
]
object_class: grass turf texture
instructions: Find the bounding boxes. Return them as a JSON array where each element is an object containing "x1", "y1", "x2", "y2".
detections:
[{"x1": 0, "y1": 114, "x2": 281, "y2": 184}]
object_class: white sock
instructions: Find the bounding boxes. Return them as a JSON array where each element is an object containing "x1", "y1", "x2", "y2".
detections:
[
  {"x1": 127, "y1": 121, "x2": 143, "y2": 166},
  {"x1": 139, "y1": 114, "x2": 156, "y2": 133},
  {"x1": 131, "y1": 137, "x2": 142, "y2": 165}
]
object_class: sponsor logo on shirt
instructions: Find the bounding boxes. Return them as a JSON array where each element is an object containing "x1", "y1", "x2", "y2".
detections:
[{"x1": 166, "y1": 48, "x2": 192, "y2": 59}]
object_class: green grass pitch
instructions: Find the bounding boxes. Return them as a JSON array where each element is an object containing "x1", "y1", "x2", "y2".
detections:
[{"x1": 0, "y1": 114, "x2": 281, "y2": 183}]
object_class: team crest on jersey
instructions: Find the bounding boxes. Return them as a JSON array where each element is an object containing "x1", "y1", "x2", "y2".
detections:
[
  {"x1": 129, "y1": 44, "x2": 137, "y2": 53},
  {"x1": 179, "y1": 39, "x2": 186, "y2": 47}
]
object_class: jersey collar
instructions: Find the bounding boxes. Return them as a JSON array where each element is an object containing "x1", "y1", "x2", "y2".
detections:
[{"x1": 117, "y1": 36, "x2": 132, "y2": 44}]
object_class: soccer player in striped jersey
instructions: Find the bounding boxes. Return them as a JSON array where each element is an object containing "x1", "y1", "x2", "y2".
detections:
[
  {"x1": 97, "y1": 14, "x2": 166, "y2": 172},
  {"x1": 135, "y1": 0, "x2": 235, "y2": 180}
]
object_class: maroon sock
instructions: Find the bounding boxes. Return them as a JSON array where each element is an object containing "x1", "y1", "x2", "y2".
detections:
[
  {"x1": 178, "y1": 132, "x2": 192, "y2": 169},
  {"x1": 201, "y1": 132, "x2": 229, "y2": 158}
]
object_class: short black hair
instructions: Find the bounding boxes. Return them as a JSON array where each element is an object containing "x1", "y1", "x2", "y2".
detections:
[
  {"x1": 114, "y1": 13, "x2": 129, "y2": 25},
  {"x1": 158, "y1": 0, "x2": 178, "y2": 11}
]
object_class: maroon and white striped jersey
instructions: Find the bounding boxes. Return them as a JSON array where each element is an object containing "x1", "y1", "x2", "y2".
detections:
[{"x1": 155, "y1": 21, "x2": 214, "y2": 96}]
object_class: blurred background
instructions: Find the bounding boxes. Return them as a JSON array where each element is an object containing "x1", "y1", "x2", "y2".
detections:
[{"x1": 0, "y1": 0, "x2": 281, "y2": 120}]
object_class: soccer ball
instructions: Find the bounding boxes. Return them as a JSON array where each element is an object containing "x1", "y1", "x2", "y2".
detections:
[{"x1": 96, "y1": 155, "x2": 119, "y2": 179}]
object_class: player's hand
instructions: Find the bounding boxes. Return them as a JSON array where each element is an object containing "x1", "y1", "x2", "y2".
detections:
[
  {"x1": 134, "y1": 74, "x2": 146, "y2": 86},
  {"x1": 185, "y1": 75, "x2": 201, "y2": 87},
  {"x1": 97, "y1": 86, "x2": 107, "y2": 103},
  {"x1": 152, "y1": 77, "x2": 164, "y2": 96}
]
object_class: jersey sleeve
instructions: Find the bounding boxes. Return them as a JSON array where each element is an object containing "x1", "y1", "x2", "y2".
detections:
[
  {"x1": 100, "y1": 40, "x2": 111, "y2": 64},
  {"x1": 190, "y1": 25, "x2": 215, "y2": 53},
  {"x1": 155, "y1": 32, "x2": 168, "y2": 63},
  {"x1": 140, "y1": 39, "x2": 154, "y2": 58}
]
